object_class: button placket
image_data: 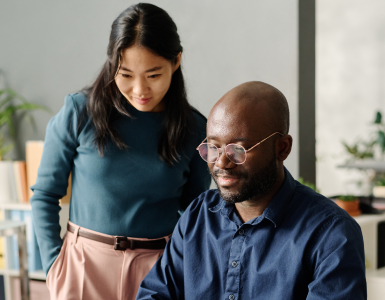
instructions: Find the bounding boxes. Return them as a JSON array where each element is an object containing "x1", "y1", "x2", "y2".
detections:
[{"x1": 224, "y1": 228, "x2": 245, "y2": 300}]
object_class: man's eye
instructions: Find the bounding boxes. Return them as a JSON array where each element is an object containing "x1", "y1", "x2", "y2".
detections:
[{"x1": 148, "y1": 74, "x2": 161, "y2": 79}]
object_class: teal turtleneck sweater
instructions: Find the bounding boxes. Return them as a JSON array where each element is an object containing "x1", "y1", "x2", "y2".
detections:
[{"x1": 30, "y1": 93, "x2": 211, "y2": 274}]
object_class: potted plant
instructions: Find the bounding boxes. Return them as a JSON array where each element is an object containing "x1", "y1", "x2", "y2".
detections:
[
  {"x1": 373, "y1": 174, "x2": 385, "y2": 198},
  {"x1": 0, "y1": 87, "x2": 49, "y2": 202},
  {"x1": 335, "y1": 195, "x2": 361, "y2": 217}
]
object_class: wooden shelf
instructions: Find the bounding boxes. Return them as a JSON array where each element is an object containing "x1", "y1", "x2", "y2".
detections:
[
  {"x1": 0, "y1": 268, "x2": 46, "y2": 280},
  {"x1": 367, "y1": 267, "x2": 385, "y2": 280},
  {"x1": 0, "y1": 202, "x2": 32, "y2": 211},
  {"x1": 353, "y1": 213, "x2": 385, "y2": 225}
]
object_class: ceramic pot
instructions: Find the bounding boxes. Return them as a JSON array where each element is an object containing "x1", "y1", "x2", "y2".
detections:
[
  {"x1": 373, "y1": 186, "x2": 385, "y2": 198},
  {"x1": 336, "y1": 199, "x2": 361, "y2": 217}
]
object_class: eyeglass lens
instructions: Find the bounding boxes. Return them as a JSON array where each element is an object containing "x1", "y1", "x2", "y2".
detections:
[{"x1": 198, "y1": 143, "x2": 246, "y2": 164}]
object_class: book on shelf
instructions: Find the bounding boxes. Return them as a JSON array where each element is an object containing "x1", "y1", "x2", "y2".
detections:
[
  {"x1": 26, "y1": 141, "x2": 72, "y2": 204},
  {"x1": 26, "y1": 141, "x2": 44, "y2": 201},
  {"x1": 0, "y1": 161, "x2": 29, "y2": 203},
  {"x1": 0, "y1": 161, "x2": 17, "y2": 202},
  {"x1": 12, "y1": 161, "x2": 28, "y2": 203}
]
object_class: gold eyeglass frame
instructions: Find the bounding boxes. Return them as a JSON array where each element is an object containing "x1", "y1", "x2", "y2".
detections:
[{"x1": 196, "y1": 131, "x2": 283, "y2": 165}]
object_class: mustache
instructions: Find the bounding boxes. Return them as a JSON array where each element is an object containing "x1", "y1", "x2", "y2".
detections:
[{"x1": 211, "y1": 169, "x2": 247, "y2": 179}]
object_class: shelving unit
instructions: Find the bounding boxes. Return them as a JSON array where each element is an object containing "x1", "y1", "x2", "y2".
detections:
[{"x1": 0, "y1": 202, "x2": 69, "y2": 300}]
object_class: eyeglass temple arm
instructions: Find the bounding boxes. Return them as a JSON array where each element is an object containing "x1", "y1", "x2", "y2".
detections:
[
  {"x1": 245, "y1": 132, "x2": 284, "y2": 152},
  {"x1": 196, "y1": 137, "x2": 208, "y2": 150}
]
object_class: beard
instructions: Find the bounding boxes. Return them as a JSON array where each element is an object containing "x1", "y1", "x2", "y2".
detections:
[{"x1": 211, "y1": 153, "x2": 278, "y2": 204}]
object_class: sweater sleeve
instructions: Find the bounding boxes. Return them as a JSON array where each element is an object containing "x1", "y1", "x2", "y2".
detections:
[
  {"x1": 179, "y1": 113, "x2": 211, "y2": 210},
  {"x1": 30, "y1": 94, "x2": 80, "y2": 274}
]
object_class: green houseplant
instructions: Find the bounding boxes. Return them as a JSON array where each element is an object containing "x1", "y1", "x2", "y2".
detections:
[
  {"x1": 0, "y1": 87, "x2": 49, "y2": 202},
  {"x1": 342, "y1": 111, "x2": 385, "y2": 162},
  {"x1": 0, "y1": 88, "x2": 49, "y2": 160}
]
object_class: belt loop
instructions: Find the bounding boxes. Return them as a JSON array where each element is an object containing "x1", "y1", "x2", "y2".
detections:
[{"x1": 74, "y1": 226, "x2": 80, "y2": 244}]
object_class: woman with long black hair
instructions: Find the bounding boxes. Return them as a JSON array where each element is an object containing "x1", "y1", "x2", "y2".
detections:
[{"x1": 30, "y1": 3, "x2": 211, "y2": 299}]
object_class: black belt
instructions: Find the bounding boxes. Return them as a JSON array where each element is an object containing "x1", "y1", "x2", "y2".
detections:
[{"x1": 67, "y1": 224, "x2": 168, "y2": 251}]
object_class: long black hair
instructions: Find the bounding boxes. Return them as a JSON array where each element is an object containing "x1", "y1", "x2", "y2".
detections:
[{"x1": 87, "y1": 3, "x2": 194, "y2": 165}]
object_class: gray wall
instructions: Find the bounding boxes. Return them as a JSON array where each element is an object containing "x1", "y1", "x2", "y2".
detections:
[
  {"x1": 317, "y1": 0, "x2": 385, "y2": 196},
  {"x1": 0, "y1": 0, "x2": 299, "y2": 178}
]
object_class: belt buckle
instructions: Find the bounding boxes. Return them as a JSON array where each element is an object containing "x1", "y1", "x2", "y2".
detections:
[{"x1": 114, "y1": 236, "x2": 130, "y2": 250}]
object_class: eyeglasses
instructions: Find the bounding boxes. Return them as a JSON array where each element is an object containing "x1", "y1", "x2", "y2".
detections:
[{"x1": 196, "y1": 132, "x2": 283, "y2": 165}]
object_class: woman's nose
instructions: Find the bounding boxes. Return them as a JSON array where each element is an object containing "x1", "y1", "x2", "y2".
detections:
[{"x1": 132, "y1": 78, "x2": 149, "y2": 95}]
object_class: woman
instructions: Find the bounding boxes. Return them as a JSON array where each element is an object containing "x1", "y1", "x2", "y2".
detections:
[{"x1": 30, "y1": 3, "x2": 211, "y2": 300}]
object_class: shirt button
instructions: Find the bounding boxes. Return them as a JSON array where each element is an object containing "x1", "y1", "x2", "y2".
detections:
[
  {"x1": 232, "y1": 261, "x2": 238, "y2": 268},
  {"x1": 229, "y1": 295, "x2": 235, "y2": 300},
  {"x1": 239, "y1": 229, "x2": 244, "y2": 235}
]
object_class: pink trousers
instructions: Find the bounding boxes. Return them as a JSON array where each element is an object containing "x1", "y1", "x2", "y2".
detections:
[{"x1": 46, "y1": 221, "x2": 169, "y2": 300}]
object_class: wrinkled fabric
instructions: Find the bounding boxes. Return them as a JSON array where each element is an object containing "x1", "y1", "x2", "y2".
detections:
[
  {"x1": 47, "y1": 221, "x2": 169, "y2": 300},
  {"x1": 137, "y1": 168, "x2": 366, "y2": 300},
  {"x1": 30, "y1": 92, "x2": 211, "y2": 274}
]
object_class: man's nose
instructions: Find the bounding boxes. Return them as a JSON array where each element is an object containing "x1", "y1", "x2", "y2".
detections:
[
  {"x1": 215, "y1": 149, "x2": 236, "y2": 169},
  {"x1": 133, "y1": 78, "x2": 149, "y2": 95}
]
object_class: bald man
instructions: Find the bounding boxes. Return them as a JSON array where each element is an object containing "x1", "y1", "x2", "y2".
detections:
[{"x1": 136, "y1": 82, "x2": 366, "y2": 300}]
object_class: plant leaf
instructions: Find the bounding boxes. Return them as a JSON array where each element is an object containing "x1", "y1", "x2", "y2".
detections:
[
  {"x1": 0, "y1": 95, "x2": 14, "y2": 110},
  {"x1": 378, "y1": 131, "x2": 385, "y2": 152},
  {"x1": 375, "y1": 111, "x2": 382, "y2": 124}
]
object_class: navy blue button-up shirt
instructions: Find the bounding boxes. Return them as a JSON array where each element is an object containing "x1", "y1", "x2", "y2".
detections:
[{"x1": 136, "y1": 169, "x2": 366, "y2": 300}]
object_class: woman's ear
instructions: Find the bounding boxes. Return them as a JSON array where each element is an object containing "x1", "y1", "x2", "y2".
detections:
[{"x1": 173, "y1": 52, "x2": 182, "y2": 73}]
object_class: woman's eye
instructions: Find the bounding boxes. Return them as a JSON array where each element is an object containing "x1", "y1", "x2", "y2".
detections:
[
  {"x1": 120, "y1": 73, "x2": 131, "y2": 78},
  {"x1": 148, "y1": 74, "x2": 161, "y2": 79}
]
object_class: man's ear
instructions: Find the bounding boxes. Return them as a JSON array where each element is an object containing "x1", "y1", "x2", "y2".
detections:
[
  {"x1": 276, "y1": 134, "x2": 292, "y2": 161},
  {"x1": 173, "y1": 52, "x2": 182, "y2": 73}
]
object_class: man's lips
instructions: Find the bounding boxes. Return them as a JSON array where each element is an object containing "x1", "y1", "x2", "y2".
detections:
[{"x1": 216, "y1": 175, "x2": 240, "y2": 187}]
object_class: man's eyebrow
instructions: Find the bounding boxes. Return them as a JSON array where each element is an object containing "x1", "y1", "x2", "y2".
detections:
[
  {"x1": 207, "y1": 136, "x2": 249, "y2": 142},
  {"x1": 119, "y1": 66, "x2": 163, "y2": 72}
]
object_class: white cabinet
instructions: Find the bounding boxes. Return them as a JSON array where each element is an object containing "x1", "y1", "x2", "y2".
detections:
[{"x1": 354, "y1": 213, "x2": 385, "y2": 299}]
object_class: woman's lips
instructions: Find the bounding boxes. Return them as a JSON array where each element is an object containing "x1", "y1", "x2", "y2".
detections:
[{"x1": 133, "y1": 97, "x2": 152, "y2": 105}]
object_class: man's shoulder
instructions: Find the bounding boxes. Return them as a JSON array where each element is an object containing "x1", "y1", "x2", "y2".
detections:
[{"x1": 292, "y1": 182, "x2": 358, "y2": 229}]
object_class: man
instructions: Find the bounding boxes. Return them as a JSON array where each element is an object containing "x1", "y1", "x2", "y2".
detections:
[{"x1": 136, "y1": 81, "x2": 366, "y2": 299}]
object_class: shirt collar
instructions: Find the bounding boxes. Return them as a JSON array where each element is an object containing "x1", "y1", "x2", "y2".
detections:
[{"x1": 209, "y1": 167, "x2": 297, "y2": 228}]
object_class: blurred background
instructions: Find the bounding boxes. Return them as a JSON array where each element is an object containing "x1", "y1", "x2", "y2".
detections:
[{"x1": 1, "y1": 0, "x2": 385, "y2": 299}]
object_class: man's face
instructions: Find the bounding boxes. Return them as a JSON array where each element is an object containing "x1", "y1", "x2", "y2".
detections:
[{"x1": 207, "y1": 101, "x2": 279, "y2": 204}]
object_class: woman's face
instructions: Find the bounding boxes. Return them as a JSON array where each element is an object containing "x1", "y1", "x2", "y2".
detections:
[{"x1": 115, "y1": 45, "x2": 181, "y2": 112}]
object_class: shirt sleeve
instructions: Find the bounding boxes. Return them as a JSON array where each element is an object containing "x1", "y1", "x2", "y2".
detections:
[
  {"x1": 136, "y1": 212, "x2": 186, "y2": 300},
  {"x1": 30, "y1": 94, "x2": 80, "y2": 274},
  {"x1": 306, "y1": 216, "x2": 367, "y2": 299}
]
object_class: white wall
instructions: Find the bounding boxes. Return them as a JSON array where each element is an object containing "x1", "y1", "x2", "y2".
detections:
[
  {"x1": 317, "y1": 0, "x2": 385, "y2": 196},
  {"x1": 0, "y1": 0, "x2": 299, "y2": 178}
]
